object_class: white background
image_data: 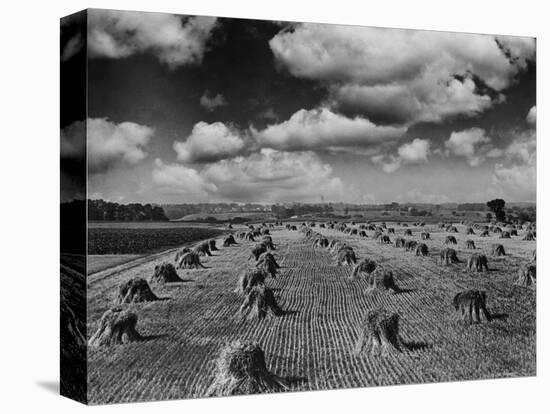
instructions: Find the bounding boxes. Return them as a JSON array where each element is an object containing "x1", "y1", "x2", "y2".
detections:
[{"x1": 0, "y1": 0, "x2": 547, "y2": 412}]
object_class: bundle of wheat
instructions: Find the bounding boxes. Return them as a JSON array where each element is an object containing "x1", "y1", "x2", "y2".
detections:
[
  {"x1": 236, "y1": 268, "x2": 267, "y2": 295},
  {"x1": 350, "y1": 258, "x2": 377, "y2": 280},
  {"x1": 500, "y1": 231, "x2": 511, "y2": 239},
  {"x1": 244, "y1": 232, "x2": 256, "y2": 241},
  {"x1": 415, "y1": 243, "x2": 428, "y2": 256},
  {"x1": 174, "y1": 247, "x2": 191, "y2": 263},
  {"x1": 515, "y1": 264, "x2": 536, "y2": 287},
  {"x1": 491, "y1": 243, "x2": 506, "y2": 256},
  {"x1": 117, "y1": 278, "x2": 158, "y2": 304},
  {"x1": 359, "y1": 230, "x2": 368, "y2": 238},
  {"x1": 466, "y1": 227, "x2": 475, "y2": 235},
  {"x1": 313, "y1": 237, "x2": 329, "y2": 248},
  {"x1": 194, "y1": 242, "x2": 212, "y2": 257},
  {"x1": 387, "y1": 227, "x2": 395, "y2": 234},
  {"x1": 378, "y1": 235, "x2": 391, "y2": 244},
  {"x1": 152, "y1": 262, "x2": 183, "y2": 282},
  {"x1": 404, "y1": 229, "x2": 412, "y2": 236},
  {"x1": 177, "y1": 252, "x2": 205, "y2": 270},
  {"x1": 239, "y1": 285, "x2": 284, "y2": 320},
  {"x1": 446, "y1": 226, "x2": 458, "y2": 233},
  {"x1": 223, "y1": 235, "x2": 237, "y2": 247},
  {"x1": 523, "y1": 231, "x2": 536, "y2": 241},
  {"x1": 355, "y1": 309, "x2": 402, "y2": 355},
  {"x1": 440, "y1": 248, "x2": 460, "y2": 265},
  {"x1": 465, "y1": 239, "x2": 476, "y2": 249},
  {"x1": 337, "y1": 247, "x2": 357, "y2": 266},
  {"x1": 510, "y1": 229, "x2": 518, "y2": 236},
  {"x1": 480, "y1": 230, "x2": 490, "y2": 237},
  {"x1": 257, "y1": 251, "x2": 280, "y2": 269},
  {"x1": 89, "y1": 307, "x2": 141, "y2": 347},
  {"x1": 350, "y1": 228, "x2": 358, "y2": 235},
  {"x1": 421, "y1": 232, "x2": 430, "y2": 240},
  {"x1": 466, "y1": 253, "x2": 489, "y2": 272},
  {"x1": 394, "y1": 237, "x2": 406, "y2": 248},
  {"x1": 445, "y1": 235, "x2": 457, "y2": 245},
  {"x1": 250, "y1": 244, "x2": 268, "y2": 261},
  {"x1": 256, "y1": 253, "x2": 279, "y2": 278},
  {"x1": 261, "y1": 236, "x2": 276, "y2": 251},
  {"x1": 405, "y1": 240, "x2": 418, "y2": 251},
  {"x1": 209, "y1": 239, "x2": 218, "y2": 251},
  {"x1": 206, "y1": 341, "x2": 291, "y2": 396},
  {"x1": 453, "y1": 290, "x2": 492, "y2": 323},
  {"x1": 365, "y1": 269, "x2": 401, "y2": 294}
]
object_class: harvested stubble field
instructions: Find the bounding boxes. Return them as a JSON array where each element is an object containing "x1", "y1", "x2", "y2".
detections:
[{"x1": 87, "y1": 222, "x2": 535, "y2": 404}]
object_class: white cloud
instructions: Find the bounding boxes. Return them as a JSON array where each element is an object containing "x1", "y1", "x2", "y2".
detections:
[
  {"x1": 61, "y1": 33, "x2": 84, "y2": 62},
  {"x1": 526, "y1": 106, "x2": 536, "y2": 124},
  {"x1": 152, "y1": 149, "x2": 346, "y2": 203},
  {"x1": 88, "y1": 10, "x2": 217, "y2": 68},
  {"x1": 372, "y1": 138, "x2": 431, "y2": 173},
  {"x1": 252, "y1": 107, "x2": 405, "y2": 152},
  {"x1": 60, "y1": 120, "x2": 86, "y2": 160},
  {"x1": 173, "y1": 121, "x2": 247, "y2": 163},
  {"x1": 200, "y1": 92, "x2": 227, "y2": 111},
  {"x1": 445, "y1": 128, "x2": 492, "y2": 166},
  {"x1": 332, "y1": 74, "x2": 493, "y2": 125},
  {"x1": 492, "y1": 163, "x2": 536, "y2": 201},
  {"x1": 397, "y1": 138, "x2": 431, "y2": 163},
  {"x1": 87, "y1": 118, "x2": 153, "y2": 174},
  {"x1": 152, "y1": 159, "x2": 216, "y2": 200},
  {"x1": 270, "y1": 24, "x2": 534, "y2": 125}
]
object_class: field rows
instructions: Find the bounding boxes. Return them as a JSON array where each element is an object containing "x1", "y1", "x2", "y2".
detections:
[{"x1": 87, "y1": 224, "x2": 535, "y2": 404}]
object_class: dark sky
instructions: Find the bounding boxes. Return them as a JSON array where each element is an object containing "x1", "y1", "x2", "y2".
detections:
[{"x1": 61, "y1": 9, "x2": 536, "y2": 204}]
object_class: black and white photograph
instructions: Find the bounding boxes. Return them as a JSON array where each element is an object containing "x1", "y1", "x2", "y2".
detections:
[
  {"x1": 4, "y1": 1, "x2": 549, "y2": 412},
  {"x1": 57, "y1": 7, "x2": 539, "y2": 405}
]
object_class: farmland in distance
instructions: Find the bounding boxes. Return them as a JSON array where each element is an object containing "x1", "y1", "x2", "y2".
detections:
[{"x1": 88, "y1": 223, "x2": 225, "y2": 274}]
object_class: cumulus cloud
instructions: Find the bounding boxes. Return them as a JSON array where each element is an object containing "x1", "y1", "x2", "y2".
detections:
[
  {"x1": 152, "y1": 149, "x2": 346, "y2": 202},
  {"x1": 61, "y1": 118, "x2": 153, "y2": 174},
  {"x1": 173, "y1": 121, "x2": 247, "y2": 163},
  {"x1": 152, "y1": 159, "x2": 216, "y2": 200},
  {"x1": 445, "y1": 127, "x2": 494, "y2": 166},
  {"x1": 88, "y1": 10, "x2": 217, "y2": 68},
  {"x1": 484, "y1": 129, "x2": 536, "y2": 201},
  {"x1": 61, "y1": 33, "x2": 84, "y2": 62},
  {"x1": 200, "y1": 91, "x2": 227, "y2": 111},
  {"x1": 332, "y1": 74, "x2": 493, "y2": 125},
  {"x1": 492, "y1": 162, "x2": 536, "y2": 201},
  {"x1": 526, "y1": 106, "x2": 536, "y2": 124},
  {"x1": 270, "y1": 24, "x2": 535, "y2": 125},
  {"x1": 252, "y1": 108, "x2": 405, "y2": 152},
  {"x1": 88, "y1": 118, "x2": 153, "y2": 173},
  {"x1": 61, "y1": 120, "x2": 86, "y2": 160},
  {"x1": 372, "y1": 138, "x2": 431, "y2": 173}
]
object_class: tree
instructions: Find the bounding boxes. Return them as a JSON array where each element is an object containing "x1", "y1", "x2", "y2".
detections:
[{"x1": 487, "y1": 199, "x2": 506, "y2": 222}]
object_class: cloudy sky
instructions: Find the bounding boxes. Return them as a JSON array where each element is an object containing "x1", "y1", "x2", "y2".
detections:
[{"x1": 61, "y1": 9, "x2": 536, "y2": 204}]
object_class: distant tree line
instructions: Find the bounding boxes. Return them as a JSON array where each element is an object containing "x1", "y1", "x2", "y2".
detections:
[{"x1": 88, "y1": 199, "x2": 168, "y2": 221}]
